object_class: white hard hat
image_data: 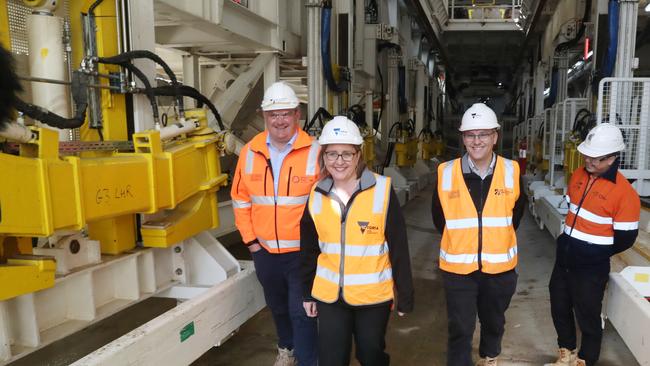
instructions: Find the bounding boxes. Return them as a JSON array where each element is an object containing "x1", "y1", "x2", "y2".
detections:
[
  {"x1": 459, "y1": 103, "x2": 500, "y2": 131},
  {"x1": 318, "y1": 116, "x2": 363, "y2": 145},
  {"x1": 577, "y1": 123, "x2": 626, "y2": 157},
  {"x1": 260, "y1": 82, "x2": 300, "y2": 111}
]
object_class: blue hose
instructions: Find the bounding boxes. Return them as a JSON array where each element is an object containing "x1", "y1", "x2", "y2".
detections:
[
  {"x1": 321, "y1": 6, "x2": 346, "y2": 92},
  {"x1": 603, "y1": 0, "x2": 618, "y2": 78}
]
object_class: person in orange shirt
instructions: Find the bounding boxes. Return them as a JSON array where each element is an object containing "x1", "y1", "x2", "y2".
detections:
[
  {"x1": 546, "y1": 124, "x2": 640, "y2": 366},
  {"x1": 231, "y1": 82, "x2": 319, "y2": 366},
  {"x1": 431, "y1": 103, "x2": 526, "y2": 366}
]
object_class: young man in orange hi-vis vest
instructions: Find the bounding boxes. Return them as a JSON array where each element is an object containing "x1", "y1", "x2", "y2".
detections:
[
  {"x1": 431, "y1": 103, "x2": 527, "y2": 366},
  {"x1": 545, "y1": 124, "x2": 640, "y2": 366},
  {"x1": 231, "y1": 82, "x2": 319, "y2": 366}
]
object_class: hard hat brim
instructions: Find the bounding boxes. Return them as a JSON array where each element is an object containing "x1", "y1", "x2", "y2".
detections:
[{"x1": 577, "y1": 141, "x2": 625, "y2": 157}]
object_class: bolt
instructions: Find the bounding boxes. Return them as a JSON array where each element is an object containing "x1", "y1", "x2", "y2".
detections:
[
  {"x1": 174, "y1": 246, "x2": 182, "y2": 253},
  {"x1": 175, "y1": 268, "x2": 183, "y2": 275},
  {"x1": 70, "y1": 240, "x2": 81, "y2": 254}
]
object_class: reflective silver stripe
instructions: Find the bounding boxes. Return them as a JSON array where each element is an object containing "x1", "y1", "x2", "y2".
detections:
[
  {"x1": 441, "y1": 160, "x2": 454, "y2": 191},
  {"x1": 311, "y1": 191, "x2": 323, "y2": 214},
  {"x1": 569, "y1": 203, "x2": 613, "y2": 225},
  {"x1": 245, "y1": 148, "x2": 255, "y2": 174},
  {"x1": 319, "y1": 241, "x2": 341, "y2": 254},
  {"x1": 439, "y1": 249, "x2": 478, "y2": 264},
  {"x1": 250, "y1": 195, "x2": 275, "y2": 205},
  {"x1": 564, "y1": 226, "x2": 613, "y2": 245},
  {"x1": 316, "y1": 266, "x2": 392, "y2": 286},
  {"x1": 446, "y1": 218, "x2": 478, "y2": 229},
  {"x1": 613, "y1": 221, "x2": 639, "y2": 230},
  {"x1": 481, "y1": 246, "x2": 518, "y2": 264},
  {"x1": 259, "y1": 238, "x2": 301, "y2": 249},
  {"x1": 482, "y1": 216, "x2": 513, "y2": 227},
  {"x1": 250, "y1": 195, "x2": 309, "y2": 206},
  {"x1": 320, "y1": 241, "x2": 388, "y2": 257},
  {"x1": 232, "y1": 200, "x2": 251, "y2": 209},
  {"x1": 305, "y1": 140, "x2": 320, "y2": 175},
  {"x1": 373, "y1": 175, "x2": 388, "y2": 213},
  {"x1": 503, "y1": 158, "x2": 514, "y2": 189},
  {"x1": 445, "y1": 216, "x2": 512, "y2": 229},
  {"x1": 315, "y1": 266, "x2": 340, "y2": 284}
]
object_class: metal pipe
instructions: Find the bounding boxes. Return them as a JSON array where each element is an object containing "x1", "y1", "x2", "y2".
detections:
[
  {"x1": 0, "y1": 122, "x2": 36, "y2": 143},
  {"x1": 158, "y1": 119, "x2": 199, "y2": 140}
]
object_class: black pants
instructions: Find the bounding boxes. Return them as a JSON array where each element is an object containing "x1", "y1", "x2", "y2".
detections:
[
  {"x1": 549, "y1": 265, "x2": 609, "y2": 366},
  {"x1": 442, "y1": 270, "x2": 518, "y2": 366},
  {"x1": 316, "y1": 299, "x2": 391, "y2": 366}
]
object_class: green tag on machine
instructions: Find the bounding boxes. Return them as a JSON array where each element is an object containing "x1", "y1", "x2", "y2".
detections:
[{"x1": 180, "y1": 321, "x2": 195, "y2": 342}]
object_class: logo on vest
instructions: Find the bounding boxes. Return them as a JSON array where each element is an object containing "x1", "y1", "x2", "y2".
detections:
[
  {"x1": 493, "y1": 188, "x2": 513, "y2": 196},
  {"x1": 448, "y1": 190, "x2": 460, "y2": 199},
  {"x1": 357, "y1": 221, "x2": 379, "y2": 235}
]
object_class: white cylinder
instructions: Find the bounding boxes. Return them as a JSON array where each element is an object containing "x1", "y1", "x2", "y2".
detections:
[
  {"x1": 0, "y1": 122, "x2": 36, "y2": 143},
  {"x1": 158, "y1": 119, "x2": 199, "y2": 140},
  {"x1": 27, "y1": 13, "x2": 70, "y2": 139}
]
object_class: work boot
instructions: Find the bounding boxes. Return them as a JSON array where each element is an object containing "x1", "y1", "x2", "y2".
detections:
[
  {"x1": 574, "y1": 358, "x2": 586, "y2": 366},
  {"x1": 274, "y1": 347, "x2": 297, "y2": 366},
  {"x1": 544, "y1": 348, "x2": 577, "y2": 366},
  {"x1": 476, "y1": 356, "x2": 498, "y2": 366}
]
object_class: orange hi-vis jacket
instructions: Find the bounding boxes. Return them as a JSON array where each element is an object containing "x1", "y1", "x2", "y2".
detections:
[
  {"x1": 437, "y1": 156, "x2": 520, "y2": 274},
  {"x1": 308, "y1": 172, "x2": 394, "y2": 305},
  {"x1": 564, "y1": 167, "x2": 640, "y2": 245},
  {"x1": 231, "y1": 130, "x2": 320, "y2": 254}
]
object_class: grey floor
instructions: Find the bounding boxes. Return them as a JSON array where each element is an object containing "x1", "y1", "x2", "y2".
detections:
[{"x1": 11, "y1": 186, "x2": 639, "y2": 366}]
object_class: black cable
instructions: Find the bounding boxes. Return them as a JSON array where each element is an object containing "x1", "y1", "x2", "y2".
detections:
[
  {"x1": 96, "y1": 59, "x2": 160, "y2": 125},
  {"x1": 151, "y1": 85, "x2": 224, "y2": 131},
  {"x1": 15, "y1": 99, "x2": 87, "y2": 130},
  {"x1": 97, "y1": 50, "x2": 185, "y2": 116},
  {"x1": 88, "y1": 0, "x2": 104, "y2": 17}
]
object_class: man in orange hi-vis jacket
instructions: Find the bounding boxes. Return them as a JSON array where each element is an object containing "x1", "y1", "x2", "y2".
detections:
[
  {"x1": 546, "y1": 124, "x2": 640, "y2": 366},
  {"x1": 231, "y1": 82, "x2": 319, "y2": 366}
]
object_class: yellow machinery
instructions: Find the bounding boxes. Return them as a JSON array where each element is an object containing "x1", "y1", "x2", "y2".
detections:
[
  {"x1": 419, "y1": 128, "x2": 445, "y2": 161},
  {"x1": 563, "y1": 134, "x2": 581, "y2": 185},
  {"x1": 0, "y1": 0, "x2": 228, "y2": 301},
  {"x1": 393, "y1": 121, "x2": 418, "y2": 167},
  {"x1": 360, "y1": 126, "x2": 376, "y2": 168}
]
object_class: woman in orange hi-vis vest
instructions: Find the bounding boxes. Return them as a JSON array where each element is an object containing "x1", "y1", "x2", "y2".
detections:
[
  {"x1": 300, "y1": 116, "x2": 414, "y2": 366},
  {"x1": 432, "y1": 103, "x2": 527, "y2": 366}
]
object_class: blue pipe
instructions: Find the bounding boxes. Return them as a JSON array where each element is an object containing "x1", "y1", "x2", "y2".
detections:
[
  {"x1": 321, "y1": 6, "x2": 346, "y2": 92},
  {"x1": 603, "y1": 0, "x2": 618, "y2": 78}
]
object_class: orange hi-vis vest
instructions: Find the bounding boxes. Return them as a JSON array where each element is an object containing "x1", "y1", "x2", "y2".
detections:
[
  {"x1": 564, "y1": 167, "x2": 640, "y2": 245},
  {"x1": 231, "y1": 130, "x2": 320, "y2": 253},
  {"x1": 437, "y1": 156, "x2": 520, "y2": 274},
  {"x1": 309, "y1": 171, "x2": 394, "y2": 305}
]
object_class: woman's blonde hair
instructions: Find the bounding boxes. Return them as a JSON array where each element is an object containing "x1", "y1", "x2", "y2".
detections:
[{"x1": 319, "y1": 144, "x2": 367, "y2": 179}]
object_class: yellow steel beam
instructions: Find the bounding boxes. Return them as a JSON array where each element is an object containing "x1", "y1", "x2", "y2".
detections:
[{"x1": 0, "y1": 257, "x2": 56, "y2": 301}]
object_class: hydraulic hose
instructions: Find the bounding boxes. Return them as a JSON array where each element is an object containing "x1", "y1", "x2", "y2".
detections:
[
  {"x1": 151, "y1": 85, "x2": 224, "y2": 131},
  {"x1": 603, "y1": 0, "x2": 618, "y2": 78},
  {"x1": 303, "y1": 107, "x2": 332, "y2": 132},
  {"x1": 97, "y1": 51, "x2": 185, "y2": 116},
  {"x1": 321, "y1": 5, "x2": 346, "y2": 92},
  {"x1": 95, "y1": 59, "x2": 160, "y2": 125},
  {"x1": 15, "y1": 99, "x2": 87, "y2": 130}
]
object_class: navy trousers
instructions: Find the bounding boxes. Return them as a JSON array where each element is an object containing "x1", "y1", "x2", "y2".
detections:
[
  {"x1": 549, "y1": 265, "x2": 609, "y2": 366},
  {"x1": 252, "y1": 249, "x2": 318, "y2": 366}
]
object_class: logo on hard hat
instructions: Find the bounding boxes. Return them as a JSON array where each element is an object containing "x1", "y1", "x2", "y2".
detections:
[
  {"x1": 333, "y1": 128, "x2": 348, "y2": 136},
  {"x1": 587, "y1": 132, "x2": 594, "y2": 141},
  {"x1": 471, "y1": 113, "x2": 479, "y2": 118}
]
